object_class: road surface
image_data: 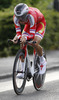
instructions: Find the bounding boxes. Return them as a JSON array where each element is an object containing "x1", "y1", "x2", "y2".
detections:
[
  {"x1": 0, "y1": 69, "x2": 59, "y2": 100},
  {"x1": 0, "y1": 50, "x2": 59, "y2": 79}
]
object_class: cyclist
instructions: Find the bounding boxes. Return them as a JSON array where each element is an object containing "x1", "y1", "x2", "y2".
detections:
[{"x1": 12, "y1": 3, "x2": 47, "y2": 78}]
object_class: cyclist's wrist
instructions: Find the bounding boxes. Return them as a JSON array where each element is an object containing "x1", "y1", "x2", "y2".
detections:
[
  {"x1": 22, "y1": 35, "x2": 27, "y2": 41},
  {"x1": 16, "y1": 34, "x2": 21, "y2": 39},
  {"x1": 25, "y1": 37, "x2": 27, "y2": 41}
]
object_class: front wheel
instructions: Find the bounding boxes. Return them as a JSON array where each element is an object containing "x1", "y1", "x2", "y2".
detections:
[
  {"x1": 13, "y1": 49, "x2": 27, "y2": 95},
  {"x1": 33, "y1": 49, "x2": 46, "y2": 91}
]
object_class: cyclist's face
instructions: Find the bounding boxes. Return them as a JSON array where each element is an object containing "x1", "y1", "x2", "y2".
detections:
[
  {"x1": 16, "y1": 16, "x2": 22, "y2": 21},
  {"x1": 16, "y1": 14, "x2": 27, "y2": 22}
]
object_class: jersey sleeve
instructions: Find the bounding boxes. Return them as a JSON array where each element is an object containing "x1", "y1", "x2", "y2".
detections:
[
  {"x1": 28, "y1": 14, "x2": 36, "y2": 35},
  {"x1": 13, "y1": 15, "x2": 21, "y2": 39}
]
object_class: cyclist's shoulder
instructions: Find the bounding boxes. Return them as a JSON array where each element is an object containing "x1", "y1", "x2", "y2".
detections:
[
  {"x1": 13, "y1": 15, "x2": 20, "y2": 26},
  {"x1": 28, "y1": 7, "x2": 37, "y2": 19},
  {"x1": 13, "y1": 15, "x2": 18, "y2": 22},
  {"x1": 28, "y1": 7, "x2": 43, "y2": 17},
  {"x1": 28, "y1": 7, "x2": 36, "y2": 14}
]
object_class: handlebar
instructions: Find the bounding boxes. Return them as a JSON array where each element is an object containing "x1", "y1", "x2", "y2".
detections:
[{"x1": 8, "y1": 39, "x2": 36, "y2": 45}]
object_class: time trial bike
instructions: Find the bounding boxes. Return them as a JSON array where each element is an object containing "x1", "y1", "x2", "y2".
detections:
[{"x1": 8, "y1": 37, "x2": 46, "y2": 95}]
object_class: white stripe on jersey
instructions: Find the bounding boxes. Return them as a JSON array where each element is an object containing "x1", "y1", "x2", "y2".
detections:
[
  {"x1": 17, "y1": 35, "x2": 21, "y2": 39},
  {"x1": 30, "y1": 31, "x2": 35, "y2": 33},
  {"x1": 16, "y1": 29, "x2": 21, "y2": 32}
]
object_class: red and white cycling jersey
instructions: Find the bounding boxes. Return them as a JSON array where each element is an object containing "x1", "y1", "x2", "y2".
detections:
[{"x1": 13, "y1": 7, "x2": 46, "y2": 40}]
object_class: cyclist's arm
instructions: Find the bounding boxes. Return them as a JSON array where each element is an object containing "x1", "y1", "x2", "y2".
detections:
[
  {"x1": 22, "y1": 14, "x2": 36, "y2": 40},
  {"x1": 28, "y1": 14, "x2": 36, "y2": 36},
  {"x1": 28, "y1": 14, "x2": 36, "y2": 35},
  {"x1": 13, "y1": 15, "x2": 21, "y2": 39}
]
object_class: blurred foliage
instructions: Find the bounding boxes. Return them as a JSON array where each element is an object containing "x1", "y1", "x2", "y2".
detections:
[
  {"x1": 0, "y1": 0, "x2": 59, "y2": 57},
  {"x1": 0, "y1": 0, "x2": 12, "y2": 9}
]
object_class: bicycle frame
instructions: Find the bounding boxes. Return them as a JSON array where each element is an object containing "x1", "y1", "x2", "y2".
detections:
[
  {"x1": 8, "y1": 38, "x2": 46, "y2": 94},
  {"x1": 8, "y1": 38, "x2": 37, "y2": 76},
  {"x1": 22, "y1": 44, "x2": 37, "y2": 77}
]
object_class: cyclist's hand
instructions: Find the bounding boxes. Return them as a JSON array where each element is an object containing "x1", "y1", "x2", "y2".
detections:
[
  {"x1": 20, "y1": 36, "x2": 26, "y2": 44},
  {"x1": 12, "y1": 35, "x2": 18, "y2": 44},
  {"x1": 20, "y1": 36, "x2": 26, "y2": 48}
]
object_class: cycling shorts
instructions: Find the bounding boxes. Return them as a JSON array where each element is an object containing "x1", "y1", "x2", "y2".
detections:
[{"x1": 22, "y1": 20, "x2": 46, "y2": 39}]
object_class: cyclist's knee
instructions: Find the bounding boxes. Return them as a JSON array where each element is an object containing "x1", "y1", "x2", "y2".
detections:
[
  {"x1": 32, "y1": 36, "x2": 41, "y2": 47},
  {"x1": 34, "y1": 36, "x2": 41, "y2": 43},
  {"x1": 33, "y1": 42, "x2": 38, "y2": 47}
]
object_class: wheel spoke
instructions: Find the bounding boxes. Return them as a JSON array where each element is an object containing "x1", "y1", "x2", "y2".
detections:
[{"x1": 13, "y1": 50, "x2": 27, "y2": 94}]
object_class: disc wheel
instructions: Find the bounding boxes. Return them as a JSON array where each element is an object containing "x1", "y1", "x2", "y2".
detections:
[{"x1": 33, "y1": 49, "x2": 46, "y2": 91}]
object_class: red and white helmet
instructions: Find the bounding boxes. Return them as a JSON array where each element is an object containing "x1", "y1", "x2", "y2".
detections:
[{"x1": 14, "y1": 3, "x2": 29, "y2": 19}]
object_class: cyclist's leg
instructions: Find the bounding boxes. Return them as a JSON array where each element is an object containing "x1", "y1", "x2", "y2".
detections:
[
  {"x1": 32, "y1": 22, "x2": 47, "y2": 74},
  {"x1": 32, "y1": 21, "x2": 46, "y2": 56},
  {"x1": 20, "y1": 24, "x2": 31, "y2": 70},
  {"x1": 32, "y1": 36, "x2": 42, "y2": 56},
  {"x1": 32, "y1": 37, "x2": 46, "y2": 74},
  {"x1": 17, "y1": 45, "x2": 27, "y2": 78}
]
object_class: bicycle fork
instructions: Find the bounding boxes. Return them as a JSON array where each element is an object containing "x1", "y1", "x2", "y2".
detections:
[{"x1": 27, "y1": 53, "x2": 38, "y2": 77}]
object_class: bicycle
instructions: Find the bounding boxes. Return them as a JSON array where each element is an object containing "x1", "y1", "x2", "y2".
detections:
[{"x1": 8, "y1": 37, "x2": 46, "y2": 95}]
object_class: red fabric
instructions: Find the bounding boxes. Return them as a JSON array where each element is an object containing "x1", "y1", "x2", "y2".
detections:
[{"x1": 13, "y1": 7, "x2": 46, "y2": 39}]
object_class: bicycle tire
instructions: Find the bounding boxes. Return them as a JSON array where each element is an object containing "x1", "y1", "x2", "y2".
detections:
[
  {"x1": 33, "y1": 49, "x2": 46, "y2": 91},
  {"x1": 13, "y1": 49, "x2": 27, "y2": 95}
]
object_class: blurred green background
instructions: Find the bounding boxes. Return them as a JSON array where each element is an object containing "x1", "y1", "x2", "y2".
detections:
[{"x1": 0, "y1": 0, "x2": 59, "y2": 57}]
